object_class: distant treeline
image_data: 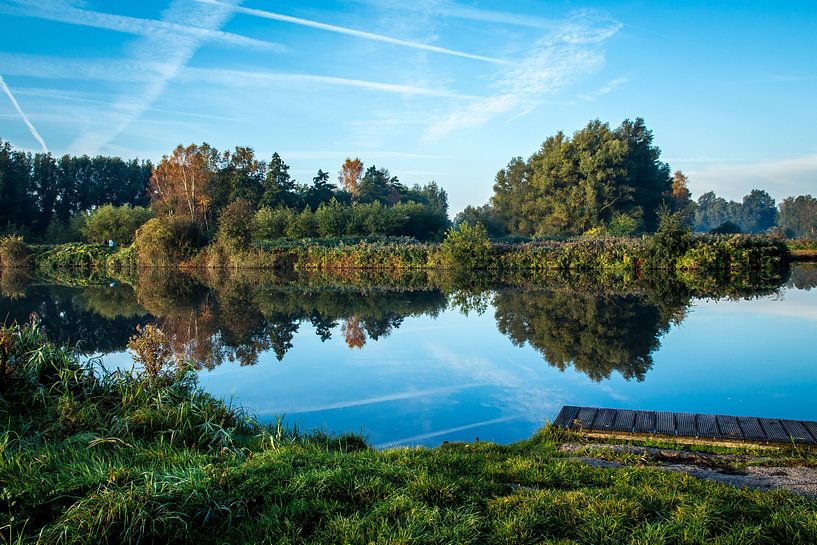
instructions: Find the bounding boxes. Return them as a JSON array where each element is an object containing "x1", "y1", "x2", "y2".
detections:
[
  {"x1": 0, "y1": 139, "x2": 450, "y2": 243},
  {"x1": 456, "y1": 118, "x2": 817, "y2": 240}
]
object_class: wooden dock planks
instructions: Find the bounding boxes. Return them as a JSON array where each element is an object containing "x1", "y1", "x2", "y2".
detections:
[{"x1": 553, "y1": 406, "x2": 817, "y2": 446}]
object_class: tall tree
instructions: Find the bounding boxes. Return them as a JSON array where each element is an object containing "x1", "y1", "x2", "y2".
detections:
[
  {"x1": 490, "y1": 119, "x2": 672, "y2": 237},
  {"x1": 779, "y1": 195, "x2": 817, "y2": 239},
  {"x1": 740, "y1": 189, "x2": 777, "y2": 233},
  {"x1": 261, "y1": 152, "x2": 297, "y2": 209},
  {"x1": 338, "y1": 157, "x2": 363, "y2": 200},
  {"x1": 148, "y1": 144, "x2": 216, "y2": 229},
  {"x1": 671, "y1": 170, "x2": 691, "y2": 210}
]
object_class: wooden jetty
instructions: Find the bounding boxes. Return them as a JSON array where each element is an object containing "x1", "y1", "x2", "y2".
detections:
[{"x1": 553, "y1": 406, "x2": 817, "y2": 446}]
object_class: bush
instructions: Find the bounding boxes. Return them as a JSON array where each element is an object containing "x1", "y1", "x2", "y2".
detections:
[
  {"x1": 81, "y1": 204, "x2": 154, "y2": 245},
  {"x1": 216, "y1": 199, "x2": 254, "y2": 250},
  {"x1": 644, "y1": 208, "x2": 693, "y2": 269},
  {"x1": 134, "y1": 217, "x2": 205, "y2": 267},
  {"x1": 0, "y1": 234, "x2": 31, "y2": 269},
  {"x1": 254, "y1": 207, "x2": 296, "y2": 240},
  {"x1": 440, "y1": 222, "x2": 492, "y2": 270}
]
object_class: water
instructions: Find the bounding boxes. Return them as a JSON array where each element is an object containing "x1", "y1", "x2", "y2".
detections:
[{"x1": 2, "y1": 265, "x2": 816, "y2": 447}]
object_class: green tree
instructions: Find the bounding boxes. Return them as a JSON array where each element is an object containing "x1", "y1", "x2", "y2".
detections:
[
  {"x1": 81, "y1": 204, "x2": 154, "y2": 245},
  {"x1": 779, "y1": 195, "x2": 817, "y2": 239},
  {"x1": 490, "y1": 119, "x2": 672, "y2": 237},
  {"x1": 740, "y1": 189, "x2": 777, "y2": 233},
  {"x1": 261, "y1": 153, "x2": 298, "y2": 209}
]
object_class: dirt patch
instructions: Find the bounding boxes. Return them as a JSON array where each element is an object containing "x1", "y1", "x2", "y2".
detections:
[{"x1": 560, "y1": 443, "x2": 817, "y2": 497}]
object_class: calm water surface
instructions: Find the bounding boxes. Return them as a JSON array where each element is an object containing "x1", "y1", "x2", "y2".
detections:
[{"x1": 2, "y1": 266, "x2": 815, "y2": 447}]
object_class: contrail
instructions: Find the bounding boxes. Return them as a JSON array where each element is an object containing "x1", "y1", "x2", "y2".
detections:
[
  {"x1": 195, "y1": 0, "x2": 513, "y2": 65},
  {"x1": 0, "y1": 74, "x2": 48, "y2": 152}
]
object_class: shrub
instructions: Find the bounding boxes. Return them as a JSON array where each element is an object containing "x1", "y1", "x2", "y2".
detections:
[
  {"x1": 254, "y1": 207, "x2": 295, "y2": 240},
  {"x1": 81, "y1": 204, "x2": 154, "y2": 245},
  {"x1": 644, "y1": 208, "x2": 693, "y2": 269},
  {"x1": 440, "y1": 222, "x2": 492, "y2": 270},
  {"x1": 216, "y1": 199, "x2": 255, "y2": 250},
  {"x1": 134, "y1": 217, "x2": 204, "y2": 267},
  {"x1": 608, "y1": 213, "x2": 643, "y2": 237},
  {"x1": 0, "y1": 234, "x2": 31, "y2": 269}
]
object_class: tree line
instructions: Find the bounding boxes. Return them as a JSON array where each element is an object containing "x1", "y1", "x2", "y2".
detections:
[
  {"x1": 0, "y1": 139, "x2": 450, "y2": 244},
  {"x1": 456, "y1": 119, "x2": 817, "y2": 239}
]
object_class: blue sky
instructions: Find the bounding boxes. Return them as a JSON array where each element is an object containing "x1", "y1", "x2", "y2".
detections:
[{"x1": 1, "y1": 0, "x2": 815, "y2": 214}]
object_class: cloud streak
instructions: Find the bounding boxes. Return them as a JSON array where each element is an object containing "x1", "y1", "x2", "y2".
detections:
[
  {"x1": 0, "y1": 74, "x2": 48, "y2": 152},
  {"x1": 196, "y1": 0, "x2": 511, "y2": 65},
  {"x1": 67, "y1": 0, "x2": 243, "y2": 155},
  {"x1": 425, "y1": 10, "x2": 622, "y2": 140},
  {"x1": 0, "y1": 53, "x2": 477, "y2": 100},
  {"x1": 1, "y1": 0, "x2": 285, "y2": 52}
]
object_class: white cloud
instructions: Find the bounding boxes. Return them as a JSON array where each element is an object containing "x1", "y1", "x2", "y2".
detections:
[
  {"x1": 196, "y1": 0, "x2": 511, "y2": 65},
  {"x1": 578, "y1": 76, "x2": 628, "y2": 102},
  {"x1": 0, "y1": 75, "x2": 48, "y2": 152},
  {"x1": 424, "y1": 11, "x2": 622, "y2": 140},
  {"x1": 686, "y1": 154, "x2": 817, "y2": 202}
]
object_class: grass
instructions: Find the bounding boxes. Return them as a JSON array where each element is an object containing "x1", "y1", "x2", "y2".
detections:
[{"x1": 1, "y1": 321, "x2": 816, "y2": 544}]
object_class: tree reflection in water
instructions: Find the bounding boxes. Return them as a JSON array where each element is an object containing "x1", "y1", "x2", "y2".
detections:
[{"x1": 0, "y1": 266, "x2": 790, "y2": 380}]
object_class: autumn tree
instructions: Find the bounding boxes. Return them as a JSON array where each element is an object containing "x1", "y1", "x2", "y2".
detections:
[
  {"x1": 148, "y1": 144, "x2": 217, "y2": 229},
  {"x1": 339, "y1": 157, "x2": 363, "y2": 200},
  {"x1": 671, "y1": 170, "x2": 691, "y2": 210}
]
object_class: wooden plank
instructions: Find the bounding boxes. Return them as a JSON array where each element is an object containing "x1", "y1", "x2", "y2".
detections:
[
  {"x1": 634, "y1": 411, "x2": 656, "y2": 434},
  {"x1": 780, "y1": 420, "x2": 816, "y2": 445},
  {"x1": 612, "y1": 410, "x2": 637, "y2": 433},
  {"x1": 737, "y1": 417, "x2": 767, "y2": 442},
  {"x1": 716, "y1": 415, "x2": 744, "y2": 441},
  {"x1": 656, "y1": 412, "x2": 676, "y2": 436},
  {"x1": 696, "y1": 414, "x2": 720, "y2": 439},
  {"x1": 576, "y1": 407, "x2": 598, "y2": 429},
  {"x1": 676, "y1": 412, "x2": 698, "y2": 437},
  {"x1": 593, "y1": 409, "x2": 617, "y2": 431},
  {"x1": 759, "y1": 418, "x2": 789, "y2": 443},
  {"x1": 553, "y1": 406, "x2": 580, "y2": 429}
]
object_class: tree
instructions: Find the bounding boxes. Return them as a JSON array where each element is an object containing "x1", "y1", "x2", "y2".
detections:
[
  {"x1": 490, "y1": 119, "x2": 672, "y2": 237},
  {"x1": 338, "y1": 158, "x2": 363, "y2": 199},
  {"x1": 261, "y1": 152, "x2": 297, "y2": 209},
  {"x1": 148, "y1": 144, "x2": 216, "y2": 230},
  {"x1": 779, "y1": 195, "x2": 817, "y2": 239},
  {"x1": 81, "y1": 204, "x2": 154, "y2": 244},
  {"x1": 305, "y1": 169, "x2": 336, "y2": 209},
  {"x1": 358, "y1": 165, "x2": 402, "y2": 204},
  {"x1": 671, "y1": 170, "x2": 691, "y2": 210},
  {"x1": 740, "y1": 189, "x2": 777, "y2": 233},
  {"x1": 214, "y1": 146, "x2": 264, "y2": 209}
]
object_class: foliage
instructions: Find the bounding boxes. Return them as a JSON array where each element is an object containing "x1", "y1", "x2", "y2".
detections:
[
  {"x1": 454, "y1": 204, "x2": 508, "y2": 238},
  {"x1": 677, "y1": 235, "x2": 789, "y2": 272},
  {"x1": 694, "y1": 189, "x2": 777, "y2": 234},
  {"x1": 491, "y1": 118, "x2": 673, "y2": 237},
  {"x1": 216, "y1": 199, "x2": 255, "y2": 251},
  {"x1": 134, "y1": 217, "x2": 204, "y2": 267},
  {"x1": 607, "y1": 212, "x2": 643, "y2": 236},
  {"x1": 779, "y1": 195, "x2": 817, "y2": 239},
  {"x1": 440, "y1": 222, "x2": 492, "y2": 270},
  {"x1": 338, "y1": 157, "x2": 364, "y2": 199},
  {"x1": 35, "y1": 243, "x2": 112, "y2": 285},
  {"x1": 644, "y1": 208, "x2": 693, "y2": 269},
  {"x1": 149, "y1": 143, "x2": 218, "y2": 230},
  {"x1": 80, "y1": 204, "x2": 154, "y2": 245},
  {"x1": 0, "y1": 234, "x2": 31, "y2": 269},
  {"x1": 127, "y1": 323, "x2": 178, "y2": 380},
  {"x1": 0, "y1": 138, "x2": 152, "y2": 238}
]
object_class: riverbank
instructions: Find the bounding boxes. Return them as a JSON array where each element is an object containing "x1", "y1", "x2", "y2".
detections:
[{"x1": 2, "y1": 320, "x2": 816, "y2": 544}]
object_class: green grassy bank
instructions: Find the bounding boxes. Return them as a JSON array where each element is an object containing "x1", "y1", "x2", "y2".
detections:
[{"x1": 2, "y1": 320, "x2": 816, "y2": 544}]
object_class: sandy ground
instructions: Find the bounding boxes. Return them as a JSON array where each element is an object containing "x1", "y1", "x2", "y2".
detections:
[{"x1": 558, "y1": 442, "x2": 817, "y2": 497}]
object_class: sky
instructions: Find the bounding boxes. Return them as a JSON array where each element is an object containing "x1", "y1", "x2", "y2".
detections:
[{"x1": 0, "y1": 0, "x2": 815, "y2": 214}]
